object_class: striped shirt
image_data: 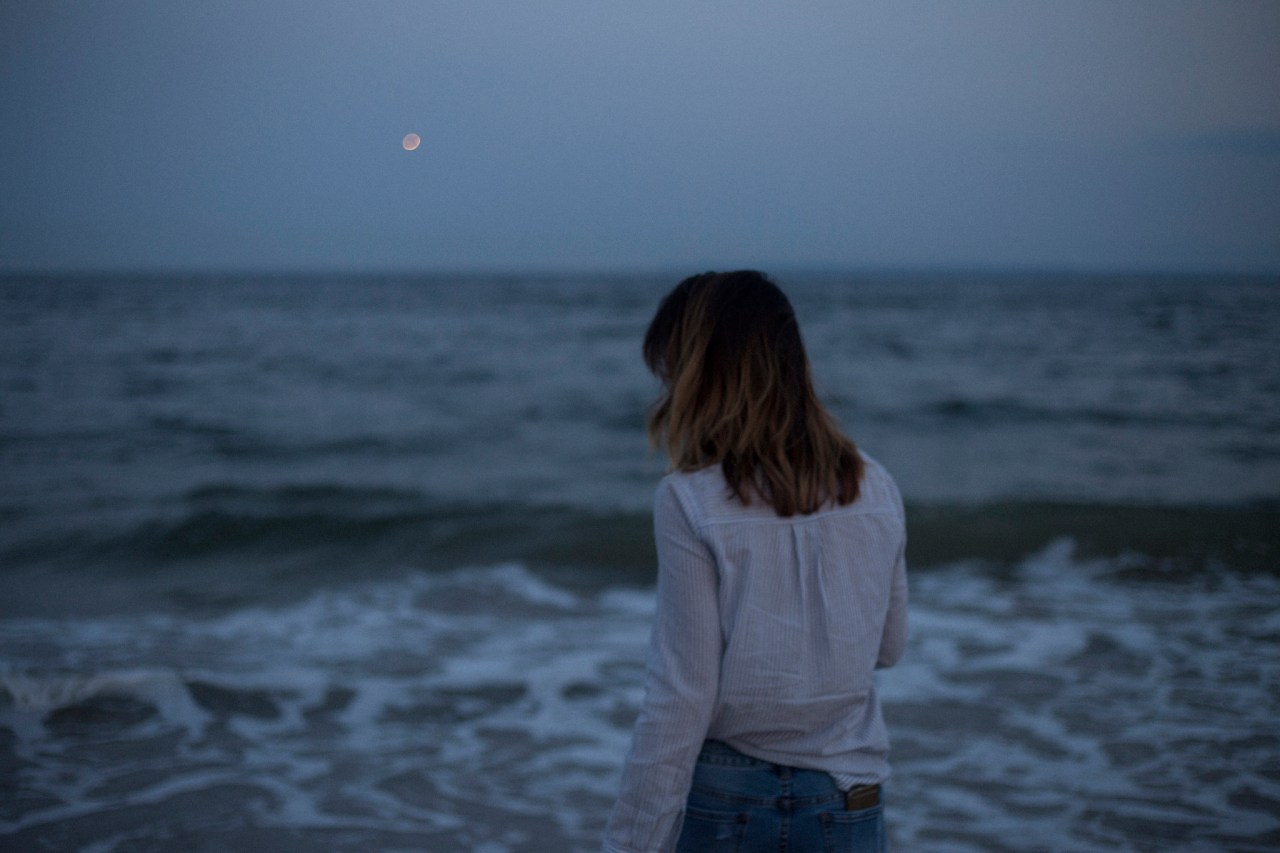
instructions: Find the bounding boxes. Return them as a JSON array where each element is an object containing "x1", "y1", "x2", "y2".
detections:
[{"x1": 604, "y1": 454, "x2": 908, "y2": 853}]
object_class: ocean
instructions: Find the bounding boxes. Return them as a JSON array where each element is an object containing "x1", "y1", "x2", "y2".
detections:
[{"x1": 1, "y1": 271, "x2": 1277, "y2": 851}]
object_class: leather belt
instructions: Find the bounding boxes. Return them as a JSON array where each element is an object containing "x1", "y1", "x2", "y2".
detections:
[{"x1": 844, "y1": 784, "x2": 881, "y2": 810}]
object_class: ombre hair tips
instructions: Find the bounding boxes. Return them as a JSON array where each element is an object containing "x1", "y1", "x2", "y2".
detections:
[{"x1": 643, "y1": 270, "x2": 863, "y2": 517}]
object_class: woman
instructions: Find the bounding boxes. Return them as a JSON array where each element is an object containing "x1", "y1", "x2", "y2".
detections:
[{"x1": 604, "y1": 271, "x2": 908, "y2": 853}]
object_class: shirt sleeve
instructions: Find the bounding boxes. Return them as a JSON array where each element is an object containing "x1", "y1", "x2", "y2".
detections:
[
  {"x1": 603, "y1": 478, "x2": 723, "y2": 853},
  {"x1": 875, "y1": 536, "x2": 909, "y2": 669}
]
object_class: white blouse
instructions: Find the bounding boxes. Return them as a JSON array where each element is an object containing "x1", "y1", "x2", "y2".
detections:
[{"x1": 604, "y1": 455, "x2": 908, "y2": 853}]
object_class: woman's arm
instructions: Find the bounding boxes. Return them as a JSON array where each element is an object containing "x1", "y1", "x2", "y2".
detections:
[
  {"x1": 875, "y1": 540, "x2": 908, "y2": 669},
  {"x1": 604, "y1": 478, "x2": 723, "y2": 853}
]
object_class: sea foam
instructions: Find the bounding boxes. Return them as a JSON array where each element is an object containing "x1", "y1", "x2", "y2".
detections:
[{"x1": 3, "y1": 551, "x2": 1278, "y2": 851}]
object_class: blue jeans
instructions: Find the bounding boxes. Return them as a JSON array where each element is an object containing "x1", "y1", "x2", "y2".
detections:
[{"x1": 675, "y1": 740, "x2": 887, "y2": 853}]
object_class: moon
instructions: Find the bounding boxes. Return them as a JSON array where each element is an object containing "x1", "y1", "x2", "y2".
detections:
[{"x1": 402, "y1": 133, "x2": 421, "y2": 151}]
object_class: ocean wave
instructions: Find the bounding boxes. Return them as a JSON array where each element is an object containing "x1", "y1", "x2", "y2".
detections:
[
  {"x1": 891, "y1": 396, "x2": 1274, "y2": 431},
  {"x1": 2, "y1": 553, "x2": 1277, "y2": 850},
  {"x1": 2, "y1": 489, "x2": 1276, "y2": 614},
  {"x1": 92, "y1": 491, "x2": 1280, "y2": 569}
]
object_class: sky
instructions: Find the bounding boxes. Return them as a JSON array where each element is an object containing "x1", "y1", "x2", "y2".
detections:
[{"x1": 2, "y1": 1, "x2": 1278, "y2": 274}]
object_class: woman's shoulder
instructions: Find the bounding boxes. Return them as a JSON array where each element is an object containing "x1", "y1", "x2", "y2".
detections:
[
  {"x1": 857, "y1": 451, "x2": 893, "y2": 488},
  {"x1": 656, "y1": 466, "x2": 770, "y2": 526},
  {"x1": 656, "y1": 466, "x2": 729, "y2": 510},
  {"x1": 856, "y1": 451, "x2": 904, "y2": 515}
]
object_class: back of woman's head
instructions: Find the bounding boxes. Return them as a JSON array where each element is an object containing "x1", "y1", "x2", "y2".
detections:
[{"x1": 643, "y1": 270, "x2": 863, "y2": 516}]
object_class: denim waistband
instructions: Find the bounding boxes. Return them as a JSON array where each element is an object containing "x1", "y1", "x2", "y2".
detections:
[
  {"x1": 690, "y1": 740, "x2": 848, "y2": 808},
  {"x1": 696, "y1": 739, "x2": 777, "y2": 768}
]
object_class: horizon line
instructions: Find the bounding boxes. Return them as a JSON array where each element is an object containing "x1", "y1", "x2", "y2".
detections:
[{"x1": 3, "y1": 262, "x2": 1279, "y2": 280}]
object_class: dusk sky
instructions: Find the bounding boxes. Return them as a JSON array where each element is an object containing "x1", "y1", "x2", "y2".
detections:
[{"x1": 2, "y1": 1, "x2": 1278, "y2": 273}]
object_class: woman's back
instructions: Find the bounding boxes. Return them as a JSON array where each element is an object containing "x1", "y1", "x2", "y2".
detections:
[{"x1": 660, "y1": 454, "x2": 906, "y2": 782}]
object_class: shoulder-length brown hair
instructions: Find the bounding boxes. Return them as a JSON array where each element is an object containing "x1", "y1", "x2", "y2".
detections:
[{"x1": 643, "y1": 270, "x2": 863, "y2": 516}]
